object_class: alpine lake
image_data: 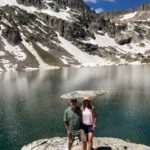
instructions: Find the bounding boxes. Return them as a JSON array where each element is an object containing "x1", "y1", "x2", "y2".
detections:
[{"x1": 0, "y1": 65, "x2": 150, "y2": 150}]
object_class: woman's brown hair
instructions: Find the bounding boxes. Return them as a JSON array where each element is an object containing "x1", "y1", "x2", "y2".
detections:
[{"x1": 82, "y1": 100, "x2": 92, "y2": 110}]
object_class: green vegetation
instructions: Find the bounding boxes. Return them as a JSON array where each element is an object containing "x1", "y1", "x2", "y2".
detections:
[
  {"x1": 17, "y1": 12, "x2": 36, "y2": 25},
  {"x1": 141, "y1": 58, "x2": 150, "y2": 63},
  {"x1": 139, "y1": 43, "x2": 145, "y2": 47},
  {"x1": 2, "y1": 25, "x2": 22, "y2": 45},
  {"x1": 28, "y1": 34, "x2": 44, "y2": 42},
  {"x1": 125, "y1": 139, "x2": 131, "y2": 143},
  {"x1": 32, "y1": 43, "x2": 62, "y2": 66},
  {"x1": 120, "y1": 54, "x2": 133, "y2": 62}
]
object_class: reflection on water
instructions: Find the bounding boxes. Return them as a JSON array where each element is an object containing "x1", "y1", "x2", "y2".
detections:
[{"x1": 0, "y1": 66, "x2": 150, "y2": 150}]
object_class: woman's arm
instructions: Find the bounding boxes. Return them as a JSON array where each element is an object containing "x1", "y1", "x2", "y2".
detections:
[{"x1": 92, "y1": 108, "x2": 96, "y2": 129}]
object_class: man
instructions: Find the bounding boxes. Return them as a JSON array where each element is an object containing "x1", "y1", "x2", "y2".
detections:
[{"x1": 64, "y1": 99, "x2": 86, "y2": 150}]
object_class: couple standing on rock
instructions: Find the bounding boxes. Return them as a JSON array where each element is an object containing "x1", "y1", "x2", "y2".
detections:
[{"x1": 64, "y1": 96, "x2": 96, "y2": 150}]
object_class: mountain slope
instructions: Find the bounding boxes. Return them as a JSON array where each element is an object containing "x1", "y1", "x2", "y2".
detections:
[{"x1": 0, "y1": 0, "x2": 150, "y2": 71}]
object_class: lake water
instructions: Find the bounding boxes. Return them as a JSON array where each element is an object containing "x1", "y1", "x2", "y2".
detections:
[{"x1": 0, "y1": 66, "x2": 150, "y2": 150}]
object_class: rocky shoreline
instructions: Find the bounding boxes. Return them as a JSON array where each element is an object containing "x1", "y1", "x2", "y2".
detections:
[{"x1": 21, "y1": 137, "x2": 150, "y2": 150}]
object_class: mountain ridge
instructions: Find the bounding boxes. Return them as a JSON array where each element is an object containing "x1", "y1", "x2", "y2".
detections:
[{"x1": 99, "y1": 2, "x2": 150, "y2": 20}]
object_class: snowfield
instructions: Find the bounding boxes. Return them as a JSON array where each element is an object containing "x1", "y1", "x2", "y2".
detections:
[
  {"x1": 1, "y1": 59, "x2": 17, "y2": 71},
  {"x1": 2, "y1": 36, "x2": 27, "y2": 61},
  {"x1": 36, "y1": 42, "x2": 49, "y2": 52},
  {"x1": 20, "y1": 33, "x2": 59, "y2": 70},
  {"x1": 0, "y1": 51, "x2": 6, "y2": 56},
  {"x1": 94, "y1": 33, "x2": 150, "y2": 55},
  {"x1": 0, "y1": 0, "x2": 72, "y2": 21},
  {"x1": 57, "y1": 33, "x2": 113, "y2": 67},
  {"x1": 81, "y1": 33, "x2": 150, "y2": 55},
  {"x1": 120, "y1": 12, "x2": 137, "y2": 21}
]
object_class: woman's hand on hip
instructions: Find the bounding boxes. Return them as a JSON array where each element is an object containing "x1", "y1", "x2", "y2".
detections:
[{"x1": 93, "y1": 125, "x2": 96, "y2": 132}]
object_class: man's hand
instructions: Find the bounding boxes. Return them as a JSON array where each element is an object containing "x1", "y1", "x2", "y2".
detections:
[
  {"x1": 67, "y1": 129, "x2": 71, "y2": 135},
  {"x1": 64, "y1": 122, "x2": 71, "y2": 135}
]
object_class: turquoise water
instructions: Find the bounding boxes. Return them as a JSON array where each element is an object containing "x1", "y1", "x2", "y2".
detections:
[{"x1": 0, "y1": 66, "x2": 150, "y2": 150}]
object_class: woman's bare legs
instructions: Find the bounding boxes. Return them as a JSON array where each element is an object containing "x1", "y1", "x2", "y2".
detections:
[{"x1": 87, "y1": 132, "x2": 93, "y2": 150}]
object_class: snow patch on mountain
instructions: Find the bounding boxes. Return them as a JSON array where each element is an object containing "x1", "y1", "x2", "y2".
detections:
[
  {"x1": 120, "y1": 12, "x2": 137, "y2": 21},
  {"x1": 18, "y1": 32, "x2": 58, "y2": 70},
  {"x1": 82, "y1": 38, "x2": 97, "y2": 45},
  {"x1": 36, "y1": 42, "x2": 49, "y2": 52},
  {"x1": 24, "y1": 26, "x2": 33, "y2": 34},
  {"x1": 0, "y1": 51, "x2": 5, "y2": 56},
  {"x1": 0, "y1": 0, "x2": 72, "y2": 21},
  {"x1": 1, "y1": 59, "x2": 17, "y2": 71},
  {"x1": 57, "y1": 33, "x2": 113, "y2": 67},
  {"x1": 0, "y1": 0, "x2": 12, "y2": 6},
  {"x1": 95, "y1": 33, "x2": 116, "y2": 47},
  {"x1": 1, "y1": 35, "x2": 26, "y2": 61},
  {"x1": 21, "y1": 36, "x2": 49, "y2": 69},
  {"x1": 60, "y1": 56, "x2": 69, "y2": 65},
  {"x1": 1, "y1": 18, "x2": 12, "y2": 27},
  {"x1": 36, "y1": 18, "x2": 47, "y2": 26},
  {"x1": 94, "y1": 33, "x2": 150, "y2": 55},
  {"x1": 41, "y1": 8, "x2": 71, "y2": 21},
  {"x1": 0, "y1": 68, "x2": 3, "y2": 72}
]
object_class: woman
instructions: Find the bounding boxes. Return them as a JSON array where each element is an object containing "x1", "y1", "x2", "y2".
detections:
[{"x1": 81, "y1": 96, "x2": 96, "y2": 150}]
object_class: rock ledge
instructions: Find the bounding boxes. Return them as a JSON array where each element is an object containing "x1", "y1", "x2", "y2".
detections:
[{"x1": 21, "y1": 137, "x2": 150, "y2": 150}]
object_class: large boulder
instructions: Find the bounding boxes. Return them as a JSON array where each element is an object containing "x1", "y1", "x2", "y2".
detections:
[
  {"x1": 115, "y1": 33, "x2": 132, "y2": 45},
  {"x1": 127, "y1": 31, "x2": 142, "y2": 43},
  {"x1": 21, "y1": 137, "x2": 150, "y2": 150}
]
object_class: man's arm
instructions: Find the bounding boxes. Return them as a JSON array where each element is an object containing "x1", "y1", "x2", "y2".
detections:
[
  {"x1": 64, "y1": 121, "x2": 71, "y2": 135},
  {"x1": 64, "y1": 110, "x2": 71, "y2": 135}
]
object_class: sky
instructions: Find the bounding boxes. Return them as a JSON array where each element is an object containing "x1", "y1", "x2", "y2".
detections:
[{"x1": 84, "y1": 0, "x2": 150, "y2": 13}]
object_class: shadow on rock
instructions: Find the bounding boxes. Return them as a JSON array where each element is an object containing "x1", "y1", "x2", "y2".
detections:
[{"x1": 95, "y1": 146, "x2": 112, "y2": 150}]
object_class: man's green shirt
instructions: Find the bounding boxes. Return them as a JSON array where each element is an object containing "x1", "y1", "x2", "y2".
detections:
[{"x1": 64, "y1": 106, "x2": 82, "y2": 135}]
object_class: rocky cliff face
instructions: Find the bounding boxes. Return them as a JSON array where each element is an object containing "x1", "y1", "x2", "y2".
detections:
[
  {"x1": 0, "y1": 0, "x2": 150, "y2": 71},
  {"x1": 17, "y1": 0, "x2": 91, "y2": 13},
  {"x1": 136, "y1": 2, "x2": 150, "y2": 11},
  {"x1": 55, "y1": 0, "x2": 91, "y2": 13},
  {"x1": 17, "y1": 0, "x2": 42, "y2": 6},
  {"x1": 100, "y1": 2, "x2": 150, "y2": 19}
]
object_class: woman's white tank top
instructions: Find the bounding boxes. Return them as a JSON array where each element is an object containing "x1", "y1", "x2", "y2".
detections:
[{"x1": 82, "y1": 107, "x2": 93, "y2": 125}]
